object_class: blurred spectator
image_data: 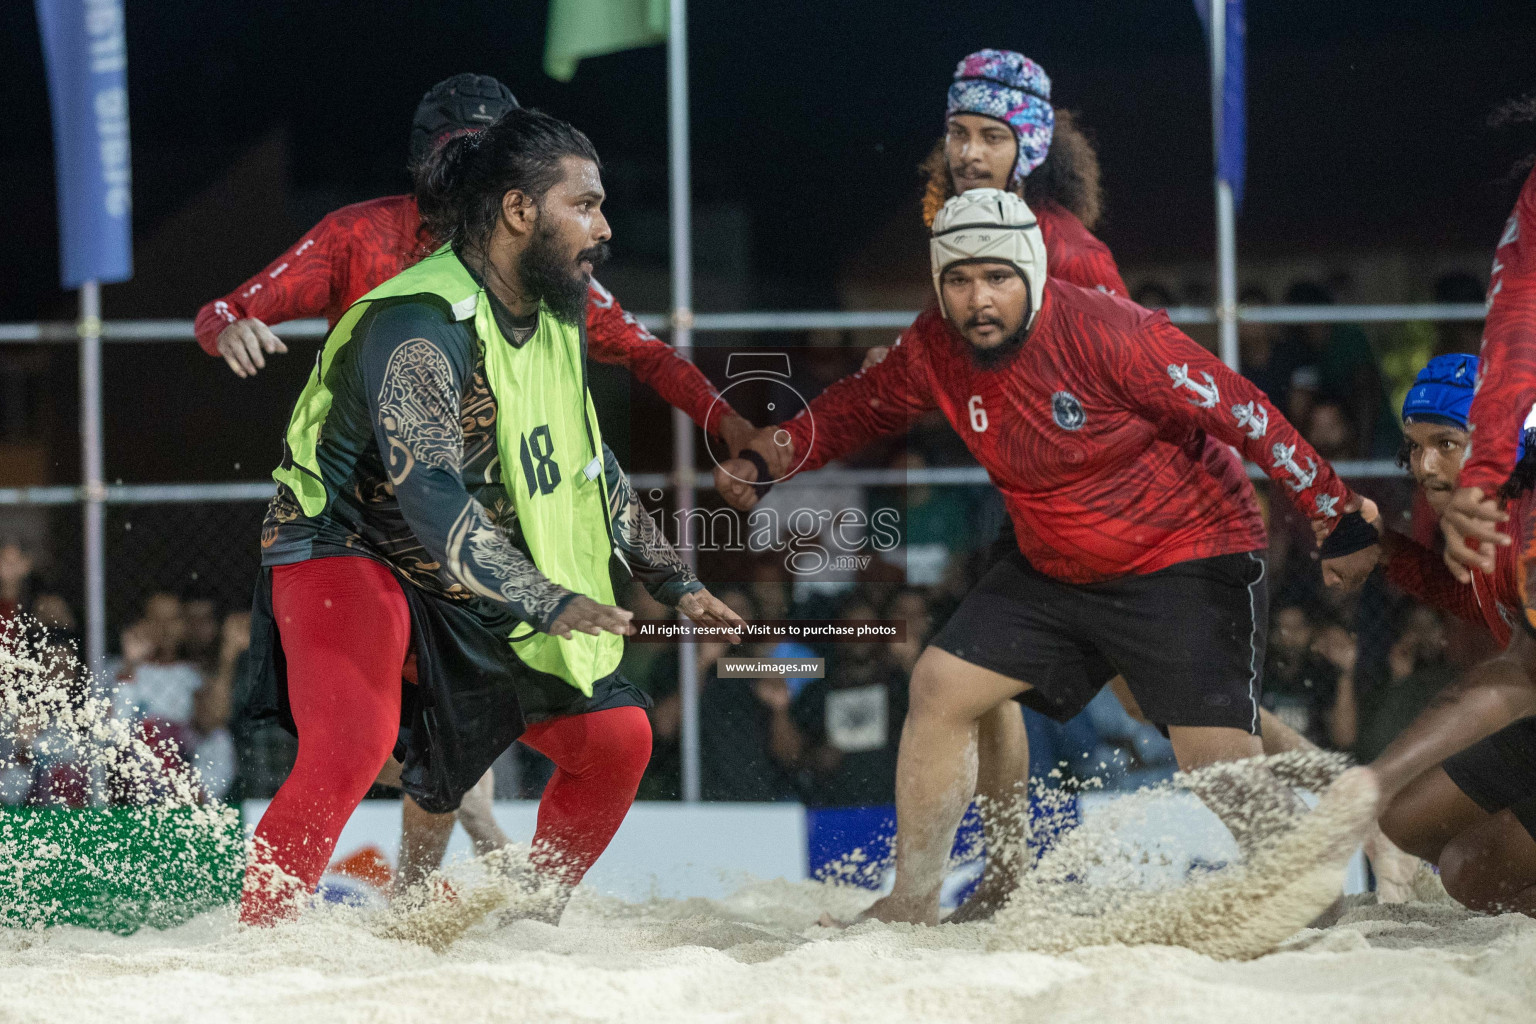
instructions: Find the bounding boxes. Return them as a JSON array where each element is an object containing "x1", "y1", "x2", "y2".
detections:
[
  {"x1": 181, "y1": 597, "x2": 222, "y2": 675},
  {"x1": 1353, "y1": 604, "x2": 1456, "y2": 762},
  {"x1": 1432, "y1": 272, "x2": 1487, "y2": 357},
  {"x1": 0, "y1": 541, "x2": 36, "y2": 623},
  {"x1": 1273, "y1": 281, "x2": 1400, "y2": 458},
  {"x1": 878, "y1": 452, "x2": 978, "y2": 584},
  {"x1": 791, "y1": 594, "x2": 909, "y2": 807},
  {"x1": 1132, "y1": 281, "x2": 1175, "y2": 309},
  {"x1": 1237, "y1": 285, "x2": 1287, "y2": 400},
  {"x1": 109, "y1": 593, "x2": 208, "y2": 802},
  {"x1": 1305, "y1": 401, "x2": 1359, "y2": 461},
  {"x1": 1262, "y1": 605, "x2": 1353, "y2": 750},
  {"x1": 0, "y1": 631, "x2": 91, "y2": 807},
  {"x1": 700, "y1": 589, "x2": 804, "y2": 801}
]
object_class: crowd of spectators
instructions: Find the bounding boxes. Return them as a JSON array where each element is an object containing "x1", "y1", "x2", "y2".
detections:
[
  {"x1": 0, "y1": 267, "x2": 1496, "y2": 811},
  {"x1": 0, "y1": 537, "x2": 250, "y2": 809}
]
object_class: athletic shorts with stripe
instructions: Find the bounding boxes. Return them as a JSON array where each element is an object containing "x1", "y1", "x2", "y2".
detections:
[{"x1": 930, "y1": 548, "x2": 1269, "y2": 733}]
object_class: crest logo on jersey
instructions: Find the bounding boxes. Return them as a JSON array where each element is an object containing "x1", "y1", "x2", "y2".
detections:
[
  {"x1": 1167, "y1": 363, "x2": 1220, "y2": 408},
  {"x1": 1052, "y1": 391, "x2": 1086, "y2": 431},
  {"x1": 1231, "y1": 401, "x2": 1268, "y2": 440}
]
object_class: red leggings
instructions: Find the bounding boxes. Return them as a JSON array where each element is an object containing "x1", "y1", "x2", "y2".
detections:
[{"x1": 241, "y1": 557, "x2": 651, "y2": 924}]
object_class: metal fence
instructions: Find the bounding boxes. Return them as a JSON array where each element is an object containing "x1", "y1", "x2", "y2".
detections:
[{"x1": 0, "y1": 299, "x2": 1489, "y2": 800}]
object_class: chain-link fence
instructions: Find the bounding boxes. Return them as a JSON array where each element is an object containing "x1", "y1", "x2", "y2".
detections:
[{"x1": 0, "y1": 464, "x2": 1489, "y2": 808}]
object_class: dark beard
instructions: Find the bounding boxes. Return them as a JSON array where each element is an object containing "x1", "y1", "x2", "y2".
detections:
[
  {"x1": 517, "y1": 224, "x2": 610, "y2": 326},
  {"x1": 967, "y1": 322, "x2": 1028, "y2": 370}
]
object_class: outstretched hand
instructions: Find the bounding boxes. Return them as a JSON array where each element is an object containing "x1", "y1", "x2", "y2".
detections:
[
  {"x1": 1441, "y1": 486, "x2": 1510, "y2": 583},
  {"x1": 678, "y1": 588, "x2": 746, "y2": 643},
  {"x1": 547, "y1": 596, "x2": 634, "y2": 639},
  {"x1": 217, "y1": 318, "x2": 288, "y2": 378}
]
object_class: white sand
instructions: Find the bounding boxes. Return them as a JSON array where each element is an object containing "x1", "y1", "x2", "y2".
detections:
[
  {"x1": 5, "y1": 628, "x2": 1534, "y2": 1022},
  {"x1": 0, "y1": 881, "x2": 1532, "y2": 1024}
]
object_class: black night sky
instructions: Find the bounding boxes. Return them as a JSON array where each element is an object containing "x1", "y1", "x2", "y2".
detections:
[{"x1": 2, "y1": 0, "x2": 1534, "y2": 484}]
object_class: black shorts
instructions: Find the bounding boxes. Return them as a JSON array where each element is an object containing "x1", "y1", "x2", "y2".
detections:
[
  {"x1": 931, "y1": 549, "x2": 1269, "y2": 733},
  {"x1": 1443, "y1": 716, "x2": 1536, "y2": 840}
]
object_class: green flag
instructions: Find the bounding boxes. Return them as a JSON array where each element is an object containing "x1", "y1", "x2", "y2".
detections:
[{"x1": 545, "y1": 0, "x2": 668, "y2": 82}]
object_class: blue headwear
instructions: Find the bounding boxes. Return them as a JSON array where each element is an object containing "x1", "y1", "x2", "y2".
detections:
[
  {"x1": 1402, "y1": 353, "x2": 1533, "y2": 462},
  {"x1": 1401, "y1": 353, "x2": 1477, "y2": 430}
]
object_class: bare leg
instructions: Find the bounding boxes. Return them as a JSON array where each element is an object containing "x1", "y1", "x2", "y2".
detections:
[
  {"x1": 864, "y1": 648, "x2": 1027, "y2": 925},
  {"x1": 1380, "y1": 766, "x2": 1489, "y2": 864},
  {"x1": 1168, "y1": 725, "x2": 1305, "y2": 856},
  {"x1": 1370, "y1": 654, "x2": 1536, "y2": 804},
  {"x1": 456, "y1": 769, "x2": 509, "y2": 856},
  {"x1": 396, "y1": 795, "x2": 457, "y2": 894},
  {"x1": 1440, "y1": 808, "x2": 1536, "y2": 916},
  {"x1": 947, "y1": 703, "x2": 1029, "y2": 923},
  {"x1": 1256, "y1": 707, "x2": 1312, "y2": 756}
]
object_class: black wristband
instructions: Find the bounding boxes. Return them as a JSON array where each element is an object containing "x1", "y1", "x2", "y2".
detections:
[
  {"x1": 735, "y1": 449, "x2": 775, "y2": 498},
  {"x1": 1319, "y1": 510, "x2": 1380, "y2": 560}
]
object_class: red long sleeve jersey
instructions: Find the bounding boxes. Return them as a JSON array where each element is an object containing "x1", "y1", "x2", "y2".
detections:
[
  {"x1": 1034, "y1": 200, "x2": 1249, "y2": 497},
  {"x1": 782, "y1": 280, "x2": 1354, "y2": 584},
  {"x1": 1463, "y1": 167, "x2": 1536, "y2": 495},
  {"x1": 1034, "y1": 200, "x2": 1127, "y2": 297},
  {"x1": 1381, "y1": 488, "x2": 1536, "y2": 648},
  {"x1": 194, "y1": 194, "x2": 733, "y2": 435}
]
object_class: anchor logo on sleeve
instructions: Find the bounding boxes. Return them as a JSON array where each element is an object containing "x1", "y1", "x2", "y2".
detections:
[
  {"x1": 1271, "y1": 442, "x2": 1318, "y2": 492},
  {"x1": 1231, "y1": 401, "x2": 1269, "y2": 440},
  {"x1": 1167, "y1": 364, "x2": 1220, "y2": 408}
]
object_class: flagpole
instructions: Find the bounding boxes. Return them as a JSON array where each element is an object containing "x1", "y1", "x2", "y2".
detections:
[
  {"x1": 667, "y1": 0, "x2": 702, "y2": 803},
  {"x1": 79, "y1": 279, "x2": 106, "y2": 673},
  {"x1": 1210, "y1": 0, "x2": 1240, "y2": 372}
]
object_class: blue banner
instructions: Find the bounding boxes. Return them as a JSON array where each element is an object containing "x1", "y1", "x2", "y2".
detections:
[
  {"x1": 1193, "y1": 0, "x2": 1246, "y2": 209},
  {"x1": 35, "y1": 0, "x2": 133, "y2": 289}
]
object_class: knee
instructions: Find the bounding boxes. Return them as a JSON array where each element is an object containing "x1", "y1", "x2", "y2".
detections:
[
  {"x1": 908, "y1": 653, "x2": 954, "y2": 721},
  {"x1": 1439, "y1": 834, "x2": 1501, "y2": 912}
]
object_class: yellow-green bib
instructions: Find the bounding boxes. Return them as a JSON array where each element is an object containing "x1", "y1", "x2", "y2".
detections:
[{"x1": 273, "y1": 246, "x2": 622, "y2": 695}]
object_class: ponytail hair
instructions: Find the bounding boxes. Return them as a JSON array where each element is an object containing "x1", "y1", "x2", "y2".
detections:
[{"x1": 412, "y1": 107, "x2": 600, "y2": 258}]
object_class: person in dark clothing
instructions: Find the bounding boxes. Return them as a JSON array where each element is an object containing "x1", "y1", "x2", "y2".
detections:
[
  {"x1": 1261, "y1": 605, "x2": 1346, "y2": 751},
  {"x1": 792, "y1": 596, "x2": 910, "y2": 808}
]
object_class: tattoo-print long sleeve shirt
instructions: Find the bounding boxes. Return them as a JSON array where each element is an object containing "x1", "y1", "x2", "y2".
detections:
[{"x1": 260, "y1": 298, "x2": 696, "y2": 632}]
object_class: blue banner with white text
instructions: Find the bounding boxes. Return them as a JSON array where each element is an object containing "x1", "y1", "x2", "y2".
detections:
[
  {"x1": 35, "y1": 0, "x2": 133, "y2": 289},
  {"x1": 1193, "y1": 0, "x2": 1246, "y2": 209}
]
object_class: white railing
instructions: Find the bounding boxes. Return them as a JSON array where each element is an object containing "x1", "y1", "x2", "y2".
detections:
[{"x1": 0, "y1": 303, "x2": 1473, "y2": 802}]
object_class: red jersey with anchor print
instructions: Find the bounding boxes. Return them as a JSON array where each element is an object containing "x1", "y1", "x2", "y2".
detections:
[
  {"x1": 194, "y1": 194, "x2": 735, "y2": 435},
  {"x1": 1462, "y1": 166, "x2": 1536, "y2": 495},
  {"x1": 781, "y1": 279, "x2": 1355, "y2": 584}
]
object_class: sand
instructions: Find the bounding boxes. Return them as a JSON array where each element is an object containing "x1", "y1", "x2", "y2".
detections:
[
  {"x1": 0, "y1": 880, "x2": 1532, "y2": 1024},
  {"x1": 4, "y1": 625, "x2": 1534, "y2": 1023}
]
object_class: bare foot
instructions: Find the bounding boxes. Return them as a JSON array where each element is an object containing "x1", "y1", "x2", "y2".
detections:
[
  {"x1": 1364, "y1": 824, "x2": 1421, "y2": 904},
  {"x1": 861, "y1": 892, "x2": 939, "y2": 926},
  {"x1": 946, "y1": 873, "x2": 1017, "y2": 924}
]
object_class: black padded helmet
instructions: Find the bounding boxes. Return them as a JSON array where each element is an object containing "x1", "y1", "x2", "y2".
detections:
[{"x1": 410, "y1": 74, "x2": 519, "y2": 164}]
